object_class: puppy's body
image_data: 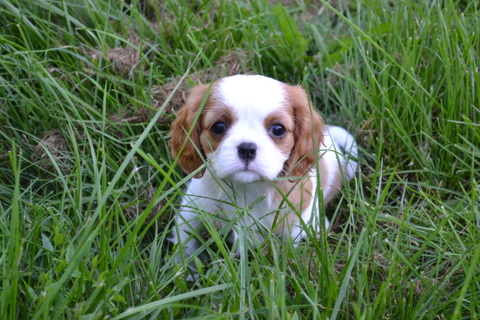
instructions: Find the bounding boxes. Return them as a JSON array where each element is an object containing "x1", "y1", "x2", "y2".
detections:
[{"x1": 169, "y1": 75, "x2": 357, "y2": 262}]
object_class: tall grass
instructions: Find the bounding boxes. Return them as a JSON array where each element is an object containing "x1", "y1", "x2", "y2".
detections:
[{"x1": 0, "y1": 0, "x2": 478, "y2": 318}]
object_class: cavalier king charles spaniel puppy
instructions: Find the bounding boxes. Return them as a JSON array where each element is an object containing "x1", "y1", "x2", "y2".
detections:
[{"x1": 169, "y1": 75, "x2": 358, "y2": 266}]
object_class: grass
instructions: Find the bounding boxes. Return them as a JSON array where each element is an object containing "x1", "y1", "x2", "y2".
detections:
[{"x1": 0, "y1": 0, "x2": 479, "y2": 318}]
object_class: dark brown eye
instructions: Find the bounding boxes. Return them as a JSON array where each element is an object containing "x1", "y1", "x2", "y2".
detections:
[
  {"x1": 211, "y1": 122, "x2": 228, "y2": 135},
  {"x1": 270, "y1": 124, "x2": 286, "y2": 137}
]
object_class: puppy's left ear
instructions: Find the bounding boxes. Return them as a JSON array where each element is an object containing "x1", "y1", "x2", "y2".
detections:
[
  {"x1": 284, "y1": 85, "x2": 324, "y2": 178},
  {"x1": 169, "y1": 84, "x2": 210, "y2": 178}
]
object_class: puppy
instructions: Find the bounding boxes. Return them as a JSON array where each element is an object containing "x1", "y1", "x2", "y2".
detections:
[{"x1": 169, "y1": 75, "x2": 357, "y2": 264}]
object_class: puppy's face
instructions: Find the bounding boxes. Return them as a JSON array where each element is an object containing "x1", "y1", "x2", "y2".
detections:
[{"x1": 170, "y1": 75, "x2": 324, "y2": 182}]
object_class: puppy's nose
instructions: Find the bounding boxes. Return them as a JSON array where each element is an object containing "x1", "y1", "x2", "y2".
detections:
[{"x1": 237, "y1": 142, "x2": 257, "y2": 163}]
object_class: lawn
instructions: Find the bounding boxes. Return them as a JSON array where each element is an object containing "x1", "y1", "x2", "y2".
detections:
[{"x1": 0, "y1": 0, "x2": 479, "y2": 319}]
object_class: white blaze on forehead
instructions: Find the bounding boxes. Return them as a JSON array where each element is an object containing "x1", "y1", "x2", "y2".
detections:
[{"x1": 216, "y1": 75, "x2": 286, "y2": 117}]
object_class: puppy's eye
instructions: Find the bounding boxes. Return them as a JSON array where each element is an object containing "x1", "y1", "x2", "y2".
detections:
[
  {"x1": 211, "y1": 122, "x2": 228, "y2": 135},
  {"x1": 270, "y1": 124, "x2": 286, "y2": 137}
]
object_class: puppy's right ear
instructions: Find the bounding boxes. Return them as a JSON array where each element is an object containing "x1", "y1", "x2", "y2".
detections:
[{"x1": 169, "y1": 84, "x2": 210, "y2": 178}]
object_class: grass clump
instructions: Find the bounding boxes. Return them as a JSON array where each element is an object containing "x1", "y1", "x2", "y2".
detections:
[{"x1": 0, "y1": 0, "x2": 479, "y2": 319}]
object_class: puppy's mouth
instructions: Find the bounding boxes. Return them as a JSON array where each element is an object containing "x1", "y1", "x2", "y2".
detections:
[{"x1": 229, "y1": 167, "x2": 264, "y2": 183}]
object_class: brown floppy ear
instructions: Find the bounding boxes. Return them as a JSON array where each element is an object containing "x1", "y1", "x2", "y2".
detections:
[
  {"x1": 284, "y1": 85, "x2": 324, "y2": 178},
  {"x1": 169, "y1": 84, "x2": 210, "y2": 178}
]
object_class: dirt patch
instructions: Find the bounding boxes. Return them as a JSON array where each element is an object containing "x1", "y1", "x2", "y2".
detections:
[
  {"x1": 86, "y1": 33, "x2": 142, "y2": 75},
  {"x1": 32, "y1": 130, "x2": 72, "y2": 176},
  {"x1": 124, "y1": 184, "x2": 170, "y2": 224}
]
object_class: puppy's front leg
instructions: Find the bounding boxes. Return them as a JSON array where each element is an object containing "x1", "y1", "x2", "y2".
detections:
[
  {"x1": 171, "y1": 210, "x2": 204, "y2": 263},
  {"x1": 227, "y1": 229, "x2": 241, "y2": 258},
  {"x1": 228, "y1": 226, "x2": 266, "y2": 258},
  {"x1": 289, "y1": 213, "x2": 330, "y2": 246}
]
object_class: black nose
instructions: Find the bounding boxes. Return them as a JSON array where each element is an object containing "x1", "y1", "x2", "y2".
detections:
[{"x1": 237, "y1": 142, "x2": 257, "y2": 163}]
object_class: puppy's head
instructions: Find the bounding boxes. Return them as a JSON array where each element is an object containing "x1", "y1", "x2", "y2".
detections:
[{"x1": 169, "y1": 75, "x2": 324, "y2": 182}]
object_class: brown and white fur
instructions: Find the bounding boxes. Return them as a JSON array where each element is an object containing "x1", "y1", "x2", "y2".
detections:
[{"x1": 169, "y1": 75, "x2": 358, "y2": 264}]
